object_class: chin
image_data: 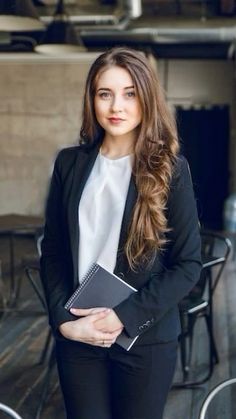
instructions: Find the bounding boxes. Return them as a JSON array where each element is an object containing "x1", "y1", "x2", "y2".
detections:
[{"x1": 106, "y1": 129, "x2": 128, "y2": 137}]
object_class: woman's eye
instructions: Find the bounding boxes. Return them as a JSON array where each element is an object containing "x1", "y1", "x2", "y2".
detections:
[
  {"x1": 126, "y1": 91, "x2": 135, "y2": 98},
  {"x1": 98, "y1": 92, "x2": 111, "y2": 99}
]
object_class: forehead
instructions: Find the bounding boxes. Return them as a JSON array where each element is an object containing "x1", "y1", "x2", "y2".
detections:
[{"x1": 95, "y1": 66, "x2": 133, "y2": 88}]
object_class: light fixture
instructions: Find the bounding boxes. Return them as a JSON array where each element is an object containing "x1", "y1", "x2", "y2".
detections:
[
  {"x1": 0, "y1": 0, "x2": 44, "y2": 32},
  {"x1": 35, "y1": 0, "x2": 86, "y2": 54}
]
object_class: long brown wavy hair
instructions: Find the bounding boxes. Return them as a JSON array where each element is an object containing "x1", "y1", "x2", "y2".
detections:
[{"x1": 80, "y1": 47, "x2": 180, "y2": 270}]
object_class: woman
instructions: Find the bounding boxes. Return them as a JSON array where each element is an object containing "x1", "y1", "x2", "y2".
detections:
[{"x1": 40, "y1": 47, "x2": 202, "y2": 419}]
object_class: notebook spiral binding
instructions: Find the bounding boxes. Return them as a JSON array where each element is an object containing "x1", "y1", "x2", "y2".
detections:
[{"x1": 64, "y1": 263, "x2": 100, "y2": 310}]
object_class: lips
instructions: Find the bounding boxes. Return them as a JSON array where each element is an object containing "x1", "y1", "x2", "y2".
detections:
[{"x1": 108, "y1": 117, "x2": 124, "y2": 123}]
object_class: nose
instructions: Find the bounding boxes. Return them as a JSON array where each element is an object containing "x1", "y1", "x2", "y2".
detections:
[{"x1": 110, "y1": 94, "x2": 123, "y2": 113}]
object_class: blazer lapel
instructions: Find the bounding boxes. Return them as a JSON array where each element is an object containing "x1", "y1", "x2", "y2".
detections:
[
  {"x1": 114, "y1": 174, "x2": 138, "y2": 273},
  {"x1": 67, "y1": 144, "x2": 138, "y2": 284},
  {"x1": 67, "y1": 143, "x2": 100, "y2": 285}
]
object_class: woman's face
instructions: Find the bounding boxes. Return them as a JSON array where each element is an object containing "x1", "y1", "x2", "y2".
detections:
[{"x1": 94, "y1": 66, "x2": 142, "y2": 144}]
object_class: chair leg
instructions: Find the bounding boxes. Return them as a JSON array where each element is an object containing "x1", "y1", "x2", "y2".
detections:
[
  {"x1": 205, "y1": 314, "x2": 219, "y2": 364},
  {"x1": 186, "y1": 315, "x2": 196, "y2": 370},
  {"x1": 204, "y1": 313, "x2": 219, "y2": 383},
  {"x1": 179, "y1": 334, "x2": 189, "y2": 381},
  {"x1": 179, "y1": 312, "x2": 189, "y2": 381},
  {"x1": 172, "y1": 313, "x2": 216, "y2": 388},
  {"x1": 179, "y1": 314, "x2": 196, "y2": 382}
]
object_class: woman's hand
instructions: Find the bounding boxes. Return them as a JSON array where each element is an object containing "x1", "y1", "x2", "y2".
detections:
[
  {"x1": 59, "y1": 308, "x2": 122, "y2": 347},
  {"x1": 71, "y1": 307, "x2": 124, "y2": 334},
  {"x1": 94, "y1": 309, "x2": 124, "y2": 333}
]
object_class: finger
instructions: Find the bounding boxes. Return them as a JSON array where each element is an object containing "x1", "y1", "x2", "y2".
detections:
[
  {"x1": 90, "y1": 307, "x2": 110, "y2": 314},
  {"x1": 103, "y1": 328, "x2": 123, "y2": 337},
  {"x1": 90, "y1": 310, "x2": 112, "y2": 322},
  {"x1": 94, "y1": 342, "x2": 112, "y2": 348},
  {"x1": 94, "y1": 329, "x2": 122, "y2": 342},
  {"x1": 80, "y1": 337, "x2": 116, "y2": 347},
  {"x1": 100, "y1": 343, "x2": 112, "y2": 348},
  {"x1": 70, "y1": 307, "x2": 96, "y2": 316},
  {"x1": 96, "y1": 336, "x2": 119, "y2": 347},
  {"x1": 109, "y1": 329, "x2": 123, "y2": 339},
  {"x1": 70, "y1": 307, "x2": 110, "y2": 316},
  {"x1": 70, "y1": 308, "x2": 93, "y2": 316}
]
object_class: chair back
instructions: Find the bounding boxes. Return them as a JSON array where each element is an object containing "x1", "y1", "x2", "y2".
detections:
[
  {"x1": 0, "y1": 403, "x2": 23, "y2": 419},
  {"x1": 200, "y1": 230, "x2": 232, "y2": 293},
  {"x1": 180, "y1": 230, "x2": 232, "y2": 310},
  {"x1": 36, "y1": 234, "x2": 43, "y2": 258},
  {"x1": 199, "y1": 378, "x2": 236, "y2": 419}
]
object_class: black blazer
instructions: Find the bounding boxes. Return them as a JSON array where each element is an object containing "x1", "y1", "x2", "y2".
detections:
[{"x1": 40, "y1": 142, "x2": 202, "y2": 345}]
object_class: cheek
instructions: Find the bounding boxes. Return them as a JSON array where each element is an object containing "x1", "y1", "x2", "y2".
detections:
[
  {"x1": 135, "y1": 105, "x2": 142, "y2": 123},
  {"x1": 130, "y1": 100, "x2": 142, "y2": 120},
  {"x1": 94, "y1": 100, "x2": 107, "y2": 121}
]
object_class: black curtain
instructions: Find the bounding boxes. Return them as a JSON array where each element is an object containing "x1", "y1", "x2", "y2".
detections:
[{"x1": 176, "y1": 105, "x2": 230, "y2": 229}]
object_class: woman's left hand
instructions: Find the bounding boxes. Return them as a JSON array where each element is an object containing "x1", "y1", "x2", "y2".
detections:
[{"x1": 70, "y1": 307, "x2": 124, "y2": 334}]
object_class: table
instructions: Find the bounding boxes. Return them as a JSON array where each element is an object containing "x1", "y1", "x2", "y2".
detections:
[{"x1": 0, "y1": 214, "x2": 44, "y2": 307}]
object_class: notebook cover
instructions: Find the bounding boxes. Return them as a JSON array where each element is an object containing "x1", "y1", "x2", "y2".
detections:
[{"x1": 64, "y1": 263, "x2": 138, "y2": 351}]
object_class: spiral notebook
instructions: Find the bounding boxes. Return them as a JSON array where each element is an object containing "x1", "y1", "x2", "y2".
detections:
[{"x1": 64, "y1": 263, "x2": 138, "y2": 351}]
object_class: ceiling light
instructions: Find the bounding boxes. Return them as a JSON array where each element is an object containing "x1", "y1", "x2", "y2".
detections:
[
  {"x1": 35, "y1": 0, "x2": 86, "y2": 54},
  {"x1": 0, "y1": 0, "x2": 44, "y2": 32}
]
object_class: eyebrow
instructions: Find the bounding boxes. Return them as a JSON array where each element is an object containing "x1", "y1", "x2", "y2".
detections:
[{"x1": 97, "y1": 85, "x2": 135, "y2": 92}]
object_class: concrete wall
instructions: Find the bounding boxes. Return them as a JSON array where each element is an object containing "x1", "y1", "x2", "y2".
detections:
[
  {"x1": 0, "y1": 53, "x2": 235, "y2": 215},
  {"x1": 0, "y1": 53, "x2": 98, "y2": 215}
]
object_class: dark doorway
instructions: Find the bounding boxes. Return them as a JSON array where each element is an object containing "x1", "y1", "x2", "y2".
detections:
[{"x1": 176, "y1": 105, "x2": 230, "y2": 229}]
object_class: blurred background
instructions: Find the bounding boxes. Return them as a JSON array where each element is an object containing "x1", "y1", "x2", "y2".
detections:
[
  {"x1": 0, "y1": 1, "x2": 236, "y2": 419},
  {"x1": 0, "y1": 0, "x2": 236, "y2": 229}
]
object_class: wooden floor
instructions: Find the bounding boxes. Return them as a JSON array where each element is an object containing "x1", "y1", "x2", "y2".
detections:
[{"x1": 0, "y1": 235, "x2": 236, "y2": 419}]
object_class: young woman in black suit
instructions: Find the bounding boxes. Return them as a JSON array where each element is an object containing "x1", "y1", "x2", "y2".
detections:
[{"x1": 40, "y1": 47, "x2": 202, "y2": 419}]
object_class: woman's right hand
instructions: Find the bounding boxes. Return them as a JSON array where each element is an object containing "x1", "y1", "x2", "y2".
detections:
[{"x1": 59, "y1": 309, "x2": 122, "y2": 347}]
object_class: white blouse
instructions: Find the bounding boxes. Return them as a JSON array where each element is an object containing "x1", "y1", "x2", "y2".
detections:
[{"x1": 78, "y1": 151, "x2": 132, "y2": 282}]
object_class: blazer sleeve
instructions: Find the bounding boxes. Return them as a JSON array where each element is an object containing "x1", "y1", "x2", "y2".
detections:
[
  {"x1": 40, "y1": 150, "x2": 76, "y2": 334},
  {"x1": 113, "y1": 156, "x2": 202, "y2": 338}
]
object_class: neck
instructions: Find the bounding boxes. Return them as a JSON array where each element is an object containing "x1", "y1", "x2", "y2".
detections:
[{"x1": 101, "y1": 135, "x2": 135, "y2": 159}]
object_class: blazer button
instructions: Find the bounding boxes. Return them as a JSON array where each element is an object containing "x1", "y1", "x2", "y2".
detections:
[{"x1": 117, "y1": 272, "x2": 124, "y2": 279}]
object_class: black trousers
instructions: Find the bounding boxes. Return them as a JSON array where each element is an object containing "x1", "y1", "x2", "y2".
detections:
[{"x1": 56, "y1": 339, "x2": 178, "y2": 419}]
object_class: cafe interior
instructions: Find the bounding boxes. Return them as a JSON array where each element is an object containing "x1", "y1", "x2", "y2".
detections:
[{"x1": 0, "y1": 0, "x2": 236, "y2": 418}]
